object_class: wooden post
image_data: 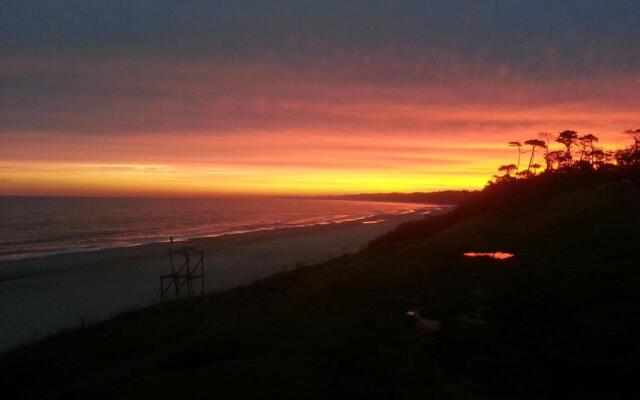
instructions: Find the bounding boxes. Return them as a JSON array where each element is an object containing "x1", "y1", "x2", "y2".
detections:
[
  {"x1": 160, "y1": 245, "x2": 205, "y2": 299},
  {"x1": 201, "y1": 253, "x2": 205, "y2": 295}
]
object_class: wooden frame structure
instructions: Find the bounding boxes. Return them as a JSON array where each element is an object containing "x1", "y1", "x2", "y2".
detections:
[{"x1": 160, "y1": 246, "x2": 205, "y2": 299}]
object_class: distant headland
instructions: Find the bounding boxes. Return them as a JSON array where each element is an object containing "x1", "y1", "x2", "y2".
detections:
[{"x1": 313, "y1": 190, "x2": 476, "y2": 204}]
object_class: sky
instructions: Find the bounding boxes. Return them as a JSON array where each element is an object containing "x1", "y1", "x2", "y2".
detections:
[{"x1": 1, "y1": 0, "x2": 639, "y2": 196}]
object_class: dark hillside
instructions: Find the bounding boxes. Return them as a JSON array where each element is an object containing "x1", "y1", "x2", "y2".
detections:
[{"x1": 1, "y1": 174, "x2": 639, "y2": 399}]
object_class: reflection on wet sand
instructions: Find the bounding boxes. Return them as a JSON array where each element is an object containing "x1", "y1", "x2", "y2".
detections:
[
  {"x1": 362, "y1": 219, "x2": 385, "y2": 224},
  {"x1": 464, "y1": 252, "x2": 514, "y2": 260}
]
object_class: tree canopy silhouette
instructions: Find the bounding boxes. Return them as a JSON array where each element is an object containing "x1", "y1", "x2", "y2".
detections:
[
  {"x1": 556, "y1": 130, "x2": 579, "y2": 162},
  {"x1": 498, "y1": 164, "x2": 518, "y2": 178},
  {"x1": 490, "y1": 128, "x2": 639, "y2": 187},
  {"x1": 508, "y1": 141, "x2": 523, "y2": 173},
  {"x1": 578, "y1": 134, "x2": 599, "y2": 162},
  {"x1": 524, "y1": 139, "x2": 547, "y2": 172},
  {"x1": 625, "y1": 129, "x2": 640, "y2": 152}
]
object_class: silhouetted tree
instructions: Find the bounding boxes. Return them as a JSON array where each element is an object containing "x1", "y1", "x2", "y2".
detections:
[
  {"x1": 498, "y1": 164, "x2": 517, "y2": 178},
  {"x1": 539, "y1": 132, "x2": 553, "y2": 170},
  {"x1": 509, "y1": 141, "x2": 523, "y2": 173},
  {"x1": 590, "y1": 149, "x2": 608, "y2": 170},
  {"x1": 624, "y1": 128, "x2": 640, "y2": 153},
  {"x1": 495, "y1": 127, "x2": 639, "y2": 189},
  {"x1": 545, "y1": 150, "x2": 566, "y2": 171},
  {"x1": 524, "y1": 139, "x2": 547, "y2": 173},
  {"x1": 531, "y1": 163, "x2": 541, "y2": 175},
  {"x1": 578, "y1": 134, "x2": 599, "y2": 163},
  {"x1": 556, "y1": 130, "x2": 579, "y2": 166},
  {"x1": 615, "y1": 147, "x2": 640, "y2": 168}
]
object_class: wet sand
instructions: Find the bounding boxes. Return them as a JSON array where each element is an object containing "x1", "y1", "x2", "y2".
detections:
[{"x1": 0, "y1": 211, "x2": 429, "y2": 352}]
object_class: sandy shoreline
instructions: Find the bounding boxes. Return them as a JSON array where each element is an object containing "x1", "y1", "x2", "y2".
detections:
[{"x1": 0, "y1": 210, "x2": 431, "y2": 352}]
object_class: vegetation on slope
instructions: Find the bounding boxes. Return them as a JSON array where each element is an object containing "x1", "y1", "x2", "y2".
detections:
[
  {"x1": 1, "y1": 128, "x2": 639, "y2": 399},
  {"x1": 1, "y1": 168, "x2": 639, "y2": 398}
]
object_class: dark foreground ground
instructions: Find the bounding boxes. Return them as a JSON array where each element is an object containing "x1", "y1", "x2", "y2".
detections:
[{"x1": 1, "y1": 182, "x2": 639, "y2": 399}]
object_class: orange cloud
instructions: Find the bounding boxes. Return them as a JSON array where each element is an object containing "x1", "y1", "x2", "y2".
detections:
[{"x1": 1, "y1": 59, "x2": 638, "y2": 196}]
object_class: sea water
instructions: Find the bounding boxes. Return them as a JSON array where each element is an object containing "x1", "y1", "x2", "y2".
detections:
[{"x1": 0, "y1": 196, "x2": 433, "y2": 261}]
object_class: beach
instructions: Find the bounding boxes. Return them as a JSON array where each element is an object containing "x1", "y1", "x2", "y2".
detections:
[{"x1": 0, "y1": 211, "x2": 426, "y2": 352}]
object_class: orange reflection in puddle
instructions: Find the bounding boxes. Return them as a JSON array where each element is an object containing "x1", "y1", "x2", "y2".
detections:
[
  {"x1": 362, "y1": 219, "x2": 385, "y2": 224},
  {"x1": 464, "y1": 252, "x2": 514, "y2": 260}
]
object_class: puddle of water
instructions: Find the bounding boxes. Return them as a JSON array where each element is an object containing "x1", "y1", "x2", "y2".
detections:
[
  {"x1": 464, "y1": 252, "x2": 514, "y2": 260},
  {"x1": 362, "y1": 219, "x2": 385, "y2": 224}
]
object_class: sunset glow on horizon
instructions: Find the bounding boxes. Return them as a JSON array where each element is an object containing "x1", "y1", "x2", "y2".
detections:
[{"x1": 2, "y1": 1, "x2": 639, "y2": 196}]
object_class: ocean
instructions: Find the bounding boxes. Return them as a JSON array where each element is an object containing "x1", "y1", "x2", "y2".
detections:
[{"x1": 0, "y1": 196, "x2": 433, "y2": 262}]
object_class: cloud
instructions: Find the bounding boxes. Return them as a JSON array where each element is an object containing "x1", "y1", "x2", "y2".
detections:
[
  {"x1": 2, "y1": 1, "x2": 639, "y2": 137},
  {"x1": 1, "y1": 1, "x2": 639, "y2": 194},
  {"x1": 2, "y1": 57, "x2": 638, "y2": 136},
  {"x1": 3, "y1": 1, "x2": 639, "y2": 73}
]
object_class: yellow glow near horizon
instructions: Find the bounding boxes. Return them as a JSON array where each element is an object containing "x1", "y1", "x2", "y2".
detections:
[
  {"x1": 0, "y1": 125, "x2": 633, "y2": 197},
  {"x1": 0, "y1": 160, "x2": 490, "y2": 196},
  {"x1": 1, "y1": 77, "x2": 637, "y2": 197}
]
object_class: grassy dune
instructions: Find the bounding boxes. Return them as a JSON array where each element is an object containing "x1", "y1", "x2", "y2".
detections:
[{"x1": 1, "y1": 183, "x2": 639, "y2": 398}]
